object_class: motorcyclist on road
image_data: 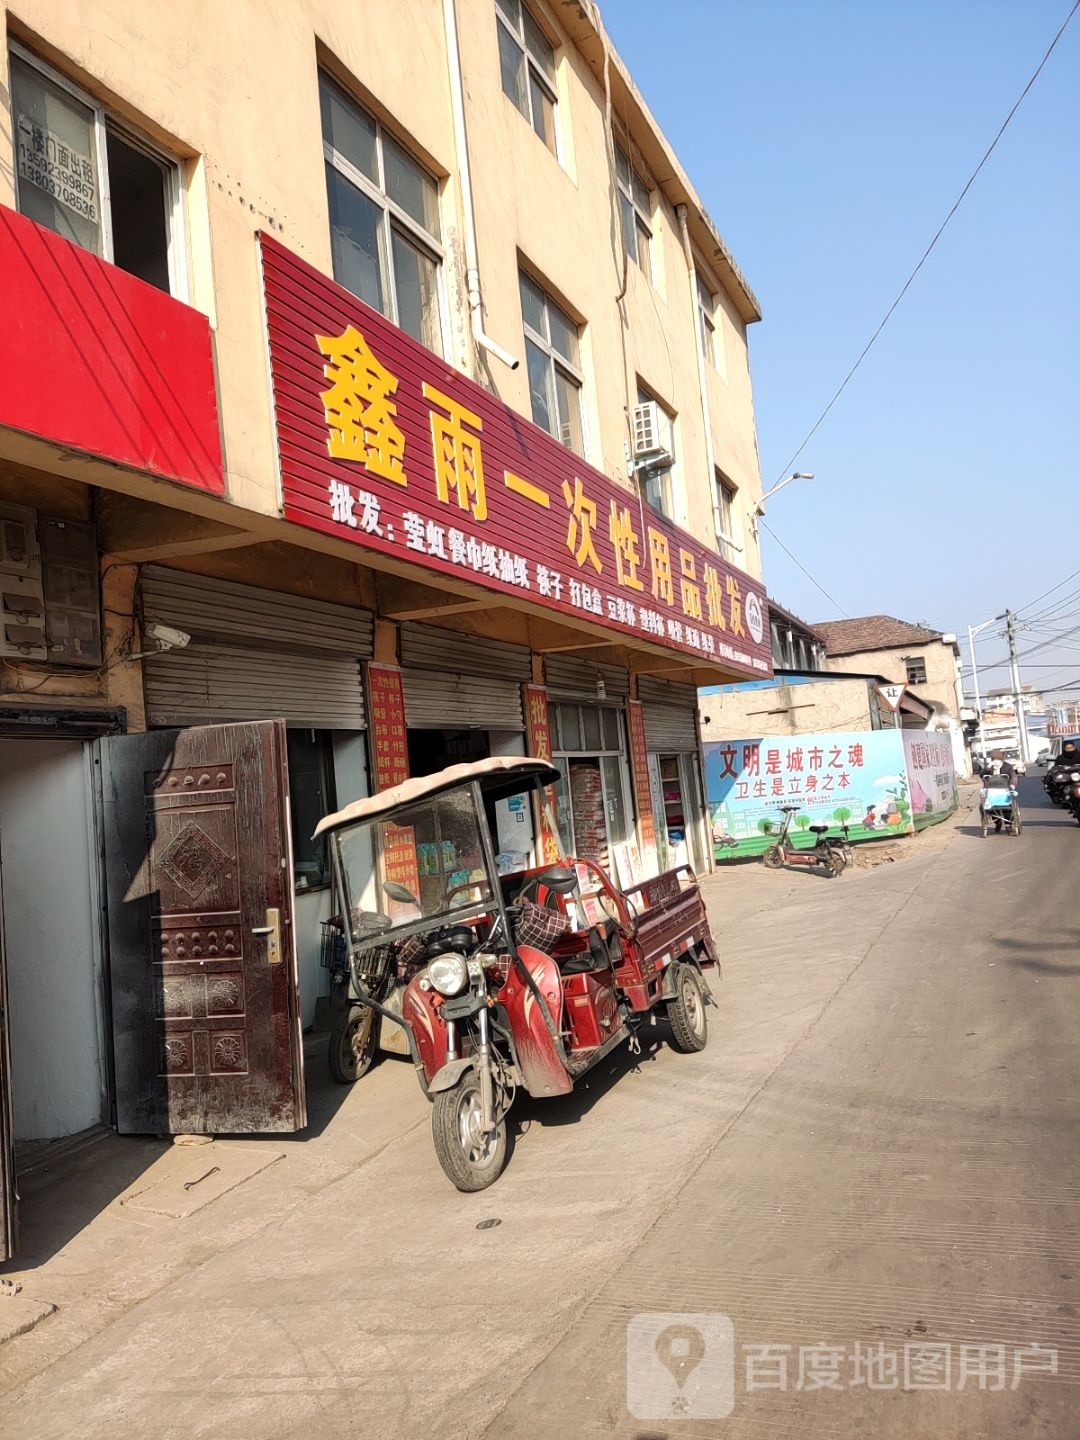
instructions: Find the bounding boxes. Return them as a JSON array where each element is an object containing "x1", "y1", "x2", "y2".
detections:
[{"x1": 1044, "y1": 741, "x2": 1079, "y2": 805}]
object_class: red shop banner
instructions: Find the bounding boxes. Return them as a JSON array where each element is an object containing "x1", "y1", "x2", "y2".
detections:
[
  {"x1": 260, "y1": 234, "x2": 772, "y2": 679},
  {"x1": 625, "y1": 700, "x2": 658, "y2": 869},
  {"x1": 522, "y1": 683, "x2": 561, "y2": 865},
  {"x1": 365, "y1": 663, "x2": 410, "y2": 789}
]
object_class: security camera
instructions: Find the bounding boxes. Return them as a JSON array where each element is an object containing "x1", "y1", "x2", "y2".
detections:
[{"x1": 145, "y1": 623, "x2": 191, "y2": 650}]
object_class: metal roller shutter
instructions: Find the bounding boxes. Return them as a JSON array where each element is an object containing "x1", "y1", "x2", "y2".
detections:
[
  {"x1": 642, "y1": 703, "x2": 698, "y2": 752},
  {"x1": 402, "y1": 669, "x2": 524, "y2": 730},
  {"x1": 401, "y1": 622, "x2": 530, "y2": 680},
  {"x1": 543, "y1": 654, "x2": 630, "y2": 699},
  {"x1": 141, "y1": 567, "x2": 372, "y2": 729},
  {"x1": 638, "y1": 676, "x2": 700, "y2": 753}
]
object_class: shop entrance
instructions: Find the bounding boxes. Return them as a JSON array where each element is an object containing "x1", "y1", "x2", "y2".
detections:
[
  {"x1": 547, "y1": 699, "x2": 634, "y2": 878},
  {"x1": 651, "y1": 751, "x2": 708, "y2": 875}
]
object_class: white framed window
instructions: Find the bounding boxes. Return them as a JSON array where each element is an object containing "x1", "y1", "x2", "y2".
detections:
[
  {"x1": 320, "y1": 72, "x2": 444, "y2": 355},
  {"x1": 697, "y1": 276, "x2": 718, "y2": 367},
  {"x1": 715, "y1": 471, "x2": 739, "y2": 562},
  {"x1": 520, "y1": 272, "x2": 585, "y2": 455},
  {"x1": 637, "y1": 386, "x2": 677, "y2": 520},
  {"x1": 9, "y1": 44, "x2": 186, "y2": 297},
  {"x1": 615, "y1": 142, "x2": 653, "y2": 279},
  {"x1": 496, "y1": 0, "x2": 558, "y2": 154}
]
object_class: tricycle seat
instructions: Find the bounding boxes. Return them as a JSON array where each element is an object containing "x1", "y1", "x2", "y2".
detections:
[{"x1": 553, "y1": 920, "x2": 617, "y2": 975}]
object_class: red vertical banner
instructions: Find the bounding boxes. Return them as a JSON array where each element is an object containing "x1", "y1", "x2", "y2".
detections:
[
  {"x1": 365, "y1": 663, "x2": 417, "y2": 909},
  {"x1": 366, "y1": 663, "x2": 410, "y2": 790},
  {"x1": 626, "y1": 700, "x2": 659, "y2": 875},
  {"x1": 523, "y1": 683, "x2": 561, "y2": 864}
]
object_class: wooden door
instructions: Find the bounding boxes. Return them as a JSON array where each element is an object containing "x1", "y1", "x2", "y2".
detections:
[{"x1": 100, "y1": 721, "x2": 306, "y2": 1134}]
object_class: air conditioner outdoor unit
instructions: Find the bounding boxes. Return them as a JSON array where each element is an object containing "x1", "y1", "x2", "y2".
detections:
[{"x1": 631, "y1": 401, "x2": 672, "y2": 466}]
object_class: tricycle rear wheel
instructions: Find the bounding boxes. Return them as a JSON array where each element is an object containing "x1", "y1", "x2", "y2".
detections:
[
  {"x1": 432, "y1": 1075, "x2": 508, "y2": 1191},
  {"x1": 667, "y1": 964, "x2": 708, "y2": 1053}
]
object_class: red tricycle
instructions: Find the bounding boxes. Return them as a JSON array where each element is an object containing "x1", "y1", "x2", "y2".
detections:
[{"x1": 315, "y1": 756, "x2": 720, "y2": 1190}]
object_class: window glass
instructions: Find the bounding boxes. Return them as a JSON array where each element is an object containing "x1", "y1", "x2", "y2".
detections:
[
  {"x1": 106, "y1": 131, "x2": 170, "y2": 293},
  {"x1": 523, "y1": 10, "x2": 556, "y2": 81},
  {"x1": 525, "y1": 337, "x2": 555, "y2": 435},
  {"x1": 602, "y1": 706, "x2": 622, "y2": 751},
  {"x1": 558, "y1": 703, "x2": 582, "y2": 752},
  {"x1": 554, "y1": 368, "x2": 584, "y2": 453},
  {"x1": 325, "y1": 163, "x2": 385, "y2": 312},
  {"x1": 287, "y1": 730, "x2": 335, "y2": 890},
  {"x1": 547, "y1": 300, "x2": 578, "y2": 365},
  {"x1": 519, "y1": 272, "x2": 546, "y2": 336},
  {"x1": 320, "y1": 76, "x2": 378, "y2": 181},
  {"x1": 547, "y1": 702, "x2": 560, "y2": 749},
  {"x1": 583, "y1": 706, "x2": 602, "y2": 751},
  {"x1": 391, "y1": 228, "x2": 440, "y2": 351},
  {"x1": 11, "y1": 54, "x2": 102, "y2": 254},
  {"x1": 601, "y1": 754, "x2": 630, "y2": 847},
  {"x1": 383, "y1": 130, "x2": 440, "y2": 236},
  {"x1": 528, "y1": 71, "x2": 555, "y2": 147},
  {"x1": 498, "y1": 22, "x2": 528, "y2": 111},
  {"x1": 619, "y1": 193, "x2": 637, "y2": 264}
]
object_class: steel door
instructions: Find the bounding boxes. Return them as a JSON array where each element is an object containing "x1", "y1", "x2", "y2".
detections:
[{"x1": 100, "y1": 721, "x2": 306, "y2": 1134}]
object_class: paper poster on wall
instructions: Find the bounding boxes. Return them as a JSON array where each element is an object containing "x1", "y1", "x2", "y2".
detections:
[
  {"x1": 705, "y1": 729, "x2": 913, "y2": 860},
  {"x1": 901, "y1": 731, "x2": 958, "y2": 829}
]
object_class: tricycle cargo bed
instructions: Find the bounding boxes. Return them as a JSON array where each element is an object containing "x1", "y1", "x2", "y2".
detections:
[{"x1": 624, "y1": 866, "x2": 718, "y2": 976}]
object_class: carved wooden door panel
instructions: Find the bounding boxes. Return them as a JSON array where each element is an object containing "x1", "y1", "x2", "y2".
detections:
[{"x1": 100, "y1": 721, "x2": 306, "y2": 1134}]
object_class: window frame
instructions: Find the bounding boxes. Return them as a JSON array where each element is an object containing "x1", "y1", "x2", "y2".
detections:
[
  {"x1": 714, "y1": 471, "x2": 739, "y2": 562},
  {"x1": 319, "y1": 70, "x2": 447, "y2": 355},
  {"x1": 904, "y1": 657, "x2": 928, "y2": 686},
  {"x1": 520, "y1": 270, "x2": 586, "y2": 456},
  {"x1": 615, "y1": 140, "x2": 654, "y2": 280},
  {"x1": 636, "y1": 385, "x2": 678, "y2": 521},
  {"x1": 495, "y1": 0, "x2": 560, "y2": 156},
  {"x1": 9, "y1": 40, "x2": 188, "y2": 300},
  {"x1": 697, "y1": 274, "x2": 719, "y2": 370}
]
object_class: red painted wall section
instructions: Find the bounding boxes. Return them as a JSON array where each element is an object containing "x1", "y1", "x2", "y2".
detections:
[
  {"x1": 260, "y1": 232, "x2": 773, "y2": 679},
  {"x1": 0, "y1": 204, "x2": 225, "y2": 495}
]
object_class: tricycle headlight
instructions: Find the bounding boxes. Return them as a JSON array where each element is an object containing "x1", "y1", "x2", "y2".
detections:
[{"x1": 428, "y1": 953, "x2": 468, "y2": 997}]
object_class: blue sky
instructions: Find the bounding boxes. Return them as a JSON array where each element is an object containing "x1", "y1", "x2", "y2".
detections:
[{"x1": 604, "y1": 0, "x2": 1079, "y2": 699}]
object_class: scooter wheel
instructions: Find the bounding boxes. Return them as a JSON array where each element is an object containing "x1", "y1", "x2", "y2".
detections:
[
  {"x1": 328, "y1": 1003, "x2": 377, "y2": 1085},
  {"x1": 762, "y1": 845, "x2": 784, "y2": 870},
  {"x1": 667, "y1": 963, "x2": 709, "y2": 1054},
  {"x1": 432, "y1": 1076, "x2": 508, "y2": 1192},
  {"x1": 828, "y1": 850, "x2": 848, "y2": 877}
]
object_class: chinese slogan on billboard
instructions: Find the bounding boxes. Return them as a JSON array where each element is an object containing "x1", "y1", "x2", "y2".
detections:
[{"x1": 260, "y1": 234, "x2": 772, "y2": 679}]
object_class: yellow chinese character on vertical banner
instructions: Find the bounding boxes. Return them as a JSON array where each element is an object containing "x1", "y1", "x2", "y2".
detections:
[
  {"x1": 704, "y1": 563, "x2": 726, "y2": 629},
  {"x1": 609, "y1": 502, "x2": 643, "y2": 590},
  {"x1": 726, "y1": 574, "x2": 746, "y2": 636},
  {"x1": 423, "y1": 382, "x2": 487, "y2": 521},
  {"x1": 317, "y1": 326, "x2": 407, "y2": 484},
  {"x1": 561, "y1": 478, "x2": 602, "y2": 573},
  {"x1": 679, "y1": 549, "x2": 702, "y2": 620},
  {"x1": 647, "y1": 527, "x2": 674, "y2": 605}
]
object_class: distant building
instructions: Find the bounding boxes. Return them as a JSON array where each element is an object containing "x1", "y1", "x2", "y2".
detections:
[{"x1": 813, "y1": 616, "x2": 964, "y2": 724}]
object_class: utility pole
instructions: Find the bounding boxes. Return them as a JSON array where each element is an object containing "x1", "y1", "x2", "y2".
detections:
[{"x1": 1005, "y1": 609, "x2": 1031, "y2": 764}]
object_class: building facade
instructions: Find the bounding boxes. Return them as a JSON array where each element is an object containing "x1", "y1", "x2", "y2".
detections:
[{"x1": 0, "y1": 0, "x2": 772, "y2": 1223}]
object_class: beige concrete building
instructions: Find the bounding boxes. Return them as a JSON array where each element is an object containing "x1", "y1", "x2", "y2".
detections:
[
  {"x1": 0, "y1": 0, "x2": 774, "y2": 1236},
  {"x1": 813, "y1": 616, "x2": 965, "y2": 723}
]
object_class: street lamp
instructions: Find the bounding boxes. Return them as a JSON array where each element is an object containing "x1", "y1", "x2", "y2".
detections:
[{"x1": 755, "y1": 471, "x2": 814, "y2": 517}]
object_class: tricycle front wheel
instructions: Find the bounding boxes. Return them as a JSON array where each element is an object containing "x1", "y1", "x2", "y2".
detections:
[
  {"x1": 667, "y1": 964, "x2": 708, "y2": 1054},
  {"x1": 328, "y1": 1003, "x2": 377, "y2": 1084},
  {"x1": 432, "y1": 1076, "x2": 508, "y2": 1192}
]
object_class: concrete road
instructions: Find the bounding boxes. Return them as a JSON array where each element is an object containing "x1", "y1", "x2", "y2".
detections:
[{"x1": 3, "y1": 778, "x2": 1078, "y2": 1438}]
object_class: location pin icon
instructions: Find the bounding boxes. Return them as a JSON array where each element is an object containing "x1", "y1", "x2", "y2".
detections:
[{"x1": 655, "y1": 1322, "x2": 706, "y2": 1395}]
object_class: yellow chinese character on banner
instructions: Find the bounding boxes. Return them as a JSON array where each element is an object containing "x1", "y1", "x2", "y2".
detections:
[
  {"x1": 726, "y1": 574, "x2": 746, "y2": 636},
  {"x1": 423, "y1": 382, "x2": 487, "y2": 521},
  {"x1": 647, "y1": 527, "x2": 674, "y2": 605},
  {"x1": 609, "y1": 502, "x2": 644, "y2": 591},
  {"x1": 561, "y1": 477, "x2": 602, "y2": 573},
  {"x1": 679, "y1": 549, "x2": 702, "y2": 621},
  {"x1": 317, "y1": 326, "x2": 407, "y2": 485},
  {"x1": 704, "y1": 563, "x2": 726, "y2": 629}
]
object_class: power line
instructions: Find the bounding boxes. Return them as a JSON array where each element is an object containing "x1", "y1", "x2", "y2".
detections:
[
  {"x1": 769, "y1": 0, "x2": 1079, "y2": 484},
  {"x1": 1013, "y1": 567, "x2": 1080, "y2": 620},
  {"x1": 758, "y1": 518, "x2": 850, "y2": 616}
]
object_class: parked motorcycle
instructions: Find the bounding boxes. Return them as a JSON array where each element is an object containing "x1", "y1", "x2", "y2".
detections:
[
  {"x1": 1055, "y1": 765, "x2": 1080, "y2": 825},
  {"x1": 761, "y1": 805, "x2": 853, "y2": 877}
]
